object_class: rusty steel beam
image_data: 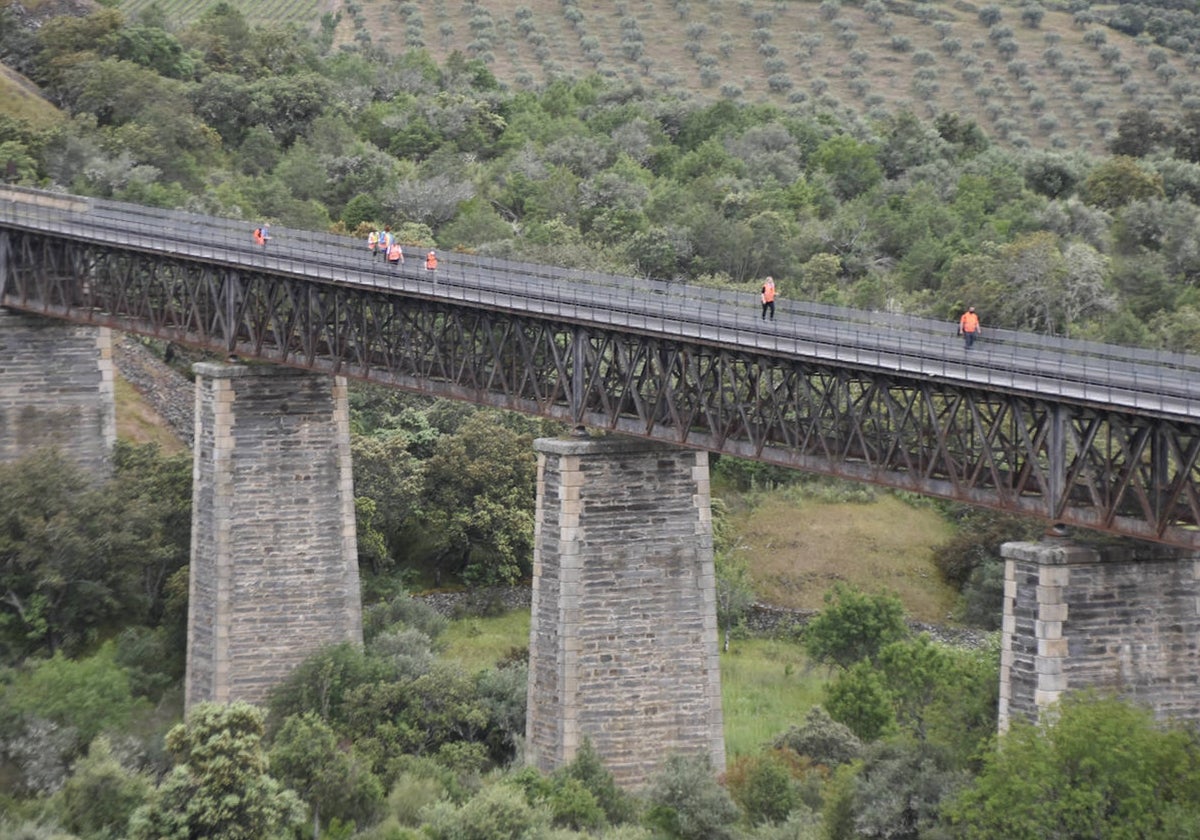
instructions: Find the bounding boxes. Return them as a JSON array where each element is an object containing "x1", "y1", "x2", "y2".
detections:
[{"x1": 3, "y1": 227, "x2": 1200, "y2": 548}]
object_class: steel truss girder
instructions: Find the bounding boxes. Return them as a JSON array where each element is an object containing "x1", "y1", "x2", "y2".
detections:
[{"x1": 4, "y1": 231, "x2": 1200, "y2": 547}]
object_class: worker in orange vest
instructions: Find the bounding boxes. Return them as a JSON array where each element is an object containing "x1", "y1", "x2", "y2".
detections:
[
  {"x1": 760, "y1": 276, "x2": 776, "y2": 321},
  {"x1": 253, "y1": 226, "x2": 266, "y2": 246},
  {"x1": 958, "y1": 306, "x2": 981, "y2": 349},
  {"x1": 425, "y1": 250, "x2": 438, "y2": 271},
  {"x1": 387, "y1": 240, "x2": 404, "y2": 267}
]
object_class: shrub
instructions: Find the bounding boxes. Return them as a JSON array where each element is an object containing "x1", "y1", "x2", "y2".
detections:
[
  {"x1": 643, "y1": 753, "x2": 740, "y2": 840},
  {"x1": 421, "y1": 782, "x2": 548, "y2": 840},
  {"x1": 802, "y1": 584, "x2": 909, "y2": 669},
  {"x1": 724, "y1": 751, "x2": 799, "y2": 826},
  {"x1": 772, "y1": 706, "x2": 864, "y2": 768}
]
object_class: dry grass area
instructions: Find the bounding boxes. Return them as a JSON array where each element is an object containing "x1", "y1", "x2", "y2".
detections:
[
  {"x1": 0, "y1": 64, "x2": 63, "y2": 130},
  {"x1": 728, "y1": 490, "x2": 959, "y2": 623},
  {"x1": 114, "y1": 376, "x2": 188, "y2": 455}
]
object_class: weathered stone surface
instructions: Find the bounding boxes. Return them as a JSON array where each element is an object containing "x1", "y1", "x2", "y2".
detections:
[
  {"x1": 185, "y1": 362, "x2": 362, "y2": 710},
  {"x1": 1000, "y1": 538, "x2": 1200, "y2": 729},
  {"x1": 527, "y1": 435, "x2": 725, "y2": 789},
  {"x1": 0, "y1": 309, "x2": 115, "y2": 477}
]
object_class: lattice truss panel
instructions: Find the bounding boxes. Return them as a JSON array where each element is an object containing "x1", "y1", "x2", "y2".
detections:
[{"x1": 4, "y1": 232, "x2": 1200, "y2": 546}]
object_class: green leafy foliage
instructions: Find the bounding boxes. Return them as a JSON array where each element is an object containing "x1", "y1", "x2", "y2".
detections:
[
  {"x1": 2, "y1": 642, "x2": 149, "y2": 748},
  {"x1": 51, "y1": 735, "x2": 153, "y2": 840},
  {"x1": 128, "y1": 702, "x2": 304, "y2": 840},
  {"x1": 944, "y1": 692, "x2": 1200, "y2": 838},
  {"x1": 420, "y1": 780, "x2": 548, "y2": 840},
  {"x1": 803, "y1": 584, "x2": 910, "y2": 670},
  {"x1": 419, "y1": 411, "x2": 537, "y2": 586},
  {"x1": 643, "y1": 753, "x2": 740, "y2": 840},
  {"x1": 268, "y1": 712, "x2": 385, "y2": 837},
  {"x1": 0, "y1": 443, "x2": 190, "y2": 665}
]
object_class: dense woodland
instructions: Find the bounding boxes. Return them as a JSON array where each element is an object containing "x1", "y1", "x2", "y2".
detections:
[{"x1": 6, "y1": 1, "x2": 1200, "y2": 837}]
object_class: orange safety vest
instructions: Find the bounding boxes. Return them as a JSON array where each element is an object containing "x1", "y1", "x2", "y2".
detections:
[
  {"x1": 425, "y1": 251, "x2": 438, "y2": 270},
  {"x1": 367, "y1": 231, "x2": 379, "y2": 250},
  {"x1": 761, "y1": 281, "x2": 775, "y2": 303},
  {"x1": 388, "y1": 243, "x2": 403, "y2": 262},
  {"x1": 960, "y1": 311, "x2": 980, "y2": 333},
  {"x1": 253, "y1": 227, "x2": 265, "y2": 245}
]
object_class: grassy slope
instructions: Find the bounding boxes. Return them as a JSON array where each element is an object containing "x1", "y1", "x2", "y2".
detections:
[
  {"x1": 731, "y1": 491, "x2": 959, "y2": 622},
  {"x1": 0, "y1": 64, "x2": 63, "y2": 130},
  {"x1": 114, "y1": 376, "x2": 188, "y2": 455}
]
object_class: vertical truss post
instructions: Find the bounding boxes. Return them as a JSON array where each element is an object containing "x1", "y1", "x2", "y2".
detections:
[
  {"x1": 571, "y1": 325, "x2": 586, "y2": 434},
  {"x1": 1049, "y1": 403, "x2": 1066, "y2": 521}
]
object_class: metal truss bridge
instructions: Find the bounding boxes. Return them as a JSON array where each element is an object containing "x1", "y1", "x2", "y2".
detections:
[{"x1": 3, "y1": 186, "x2": 1200, "y2": 548}]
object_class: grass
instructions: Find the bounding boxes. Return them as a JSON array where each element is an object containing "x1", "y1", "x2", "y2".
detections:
[
  {"x1": 0, "y1": 65, "x2": 62, "y2": 131},
  {"x1": 720, "y1": 637, "x2": 827, "y2": 759},
  {"x1": 440, "y1": 608, "x2": 531, "y2": 673},
  {"x1": 724, "y1": 486, "x2": 961, "y2": 623},
  {"x1": 113, "y1": 376, "x2": 188, "y2": 455}
]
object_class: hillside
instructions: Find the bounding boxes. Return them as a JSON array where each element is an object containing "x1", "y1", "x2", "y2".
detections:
[
  {"x1": 0, "y1": 63, "x2": 62, "y2": 130},
  {"x1": 108, "y1": 0, "x2": 1198, "y2": 153}
]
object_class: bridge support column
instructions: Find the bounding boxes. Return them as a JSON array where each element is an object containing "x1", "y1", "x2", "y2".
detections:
[
  {"x1": 0, "y1": 309, "x2": 115, "y2": 476},
  {"x1": 185, "y1": 362, "x2": 362, "y2": 711},
  {"x1": 999, "y1": 536, "x2": 1200, "y2": 730},
  {"x1": 527, "y1": 435, "x2": 725, "y2": 789}
]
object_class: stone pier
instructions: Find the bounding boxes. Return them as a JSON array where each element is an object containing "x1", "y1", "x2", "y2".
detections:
[
  {"x1": 526, "y1": 435, "x2": 725, "y2": 789},
  {"x1": 999, "y1": 536, "x2": 1200, "y2": 730},
  {"x1": 0, "y1": 309, "x2": 115, "y2": 476},
  {"x1": 185, "y1": 362, "x2": 362, "y2": 711}
]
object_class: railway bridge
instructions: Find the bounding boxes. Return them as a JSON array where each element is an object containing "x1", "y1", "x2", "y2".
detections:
[{"x1": 4, "y1": 186, "x2": 1200, "y2": 785}]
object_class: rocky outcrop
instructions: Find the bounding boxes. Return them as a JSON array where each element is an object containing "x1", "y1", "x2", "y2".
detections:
[{"x1": 112, "y1": 336, "x2": 197, "y2": 447}]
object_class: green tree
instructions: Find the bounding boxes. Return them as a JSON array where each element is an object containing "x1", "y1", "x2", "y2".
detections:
[
  {"x1": 1080, "y1": 155, "x2": 1165, "y2": 210},
  {"x1": 268, "y1": 712, "x2": 384, "y2": 840},
  {"x1": 420, "y1": 412, "x2": 536, "y2": 586},
  {"x1": 773, "y1": 705, "x2": 864, "y2": 769},
  {"x1": 3, "y1": 641, "x2": 149, "y2": 747},
  {"x1": 803, "y1": 584, "x2": 910, "y2": 670},
  {"x1": 344, "y1": 662, "x2": 492, "y2": 777},
  {"x1": 724, "y1": 750, "x2": 801, "y2": 826},
  {"x1": 350, "y1": 433, "x2": 424, "y2": 575},
  {"x1": 266, "y1": 641, "x2": 392, "y2": 729},
  {"x1": 129, "y1": 702, "x2": 304, "y2": 840},
  {"x1": 0, "y1": 445, "x2": 183, "y2": 662},
  {"x1": 714, "y1": 542, "x2": 755, "y2": 652},
  {"x1": 811, "y1": 135, "x2": 882, "y2": 200},
  {"x1": 943, "y1": 693, "x2": 1200, "y2": 838},
  {"x1": 52, "y1": 735, "x2": 154, "y2": 840},
  {"x1": 852, "y1": 738, "x2": 969, "y2": 840},
  {"x1": 824, "y1": 662, "x2": 897, "y2": 742}
]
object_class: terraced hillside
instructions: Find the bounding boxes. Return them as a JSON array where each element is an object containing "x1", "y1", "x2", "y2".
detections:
[{"x1": 108, "y1": 0, "x2": 1198, "y2": 153}]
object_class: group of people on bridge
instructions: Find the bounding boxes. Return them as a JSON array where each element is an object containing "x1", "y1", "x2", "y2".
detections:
[
  {"x1": 365, "y1": 227, "x2": 437, "y2": 272},
  {"x1": 249, "y1": 223, "x2": 438, "y2": 272}
]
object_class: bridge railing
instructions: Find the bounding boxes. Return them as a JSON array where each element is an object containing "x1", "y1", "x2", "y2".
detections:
[{"x1": 5, "y1": 185, "x2": 1200, "y2": 417}]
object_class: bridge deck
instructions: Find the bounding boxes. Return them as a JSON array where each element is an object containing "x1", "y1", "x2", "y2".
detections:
[{"x1": 3, "y1": 186, "x2": 1200, "y2": 547}]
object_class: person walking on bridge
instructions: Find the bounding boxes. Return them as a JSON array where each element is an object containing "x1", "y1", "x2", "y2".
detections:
[
  {"x1": 958, "y1": 306, "x2": 981, "y2": 349},
  {"x1": 425, "y1": 250, "x2": 438, "y2": 271},
  {"x1": 761, "y1": 276, "x2": 776, "y2": 321}
]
